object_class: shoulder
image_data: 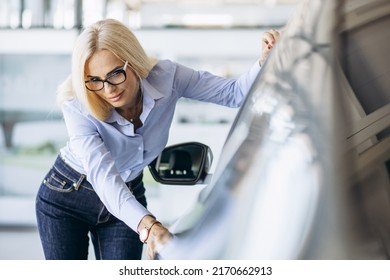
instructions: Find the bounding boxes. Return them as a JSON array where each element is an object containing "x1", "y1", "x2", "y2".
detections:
[
  {"x1": 148, "y1": 59, "x2": 196, "y2": 85},
  {"x1": 148, "y1": 59, "x2": 177, "y2": 78},
  {"x1": 144, "y1": 60, "x2": 179, "y2": 93}
]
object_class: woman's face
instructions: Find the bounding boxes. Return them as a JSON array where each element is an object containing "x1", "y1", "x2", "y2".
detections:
[{"x1": 85, "y1": 49, "x2": 139, "y2": 111}]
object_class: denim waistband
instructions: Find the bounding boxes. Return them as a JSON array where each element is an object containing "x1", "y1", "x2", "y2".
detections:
[{"x1": 54, "y1": 155, "x2": 143, "y2": 191}]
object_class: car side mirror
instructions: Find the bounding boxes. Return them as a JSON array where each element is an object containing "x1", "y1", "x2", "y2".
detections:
[{"x1": 148, "y1": 142, "x2": 213, "y2": 185}]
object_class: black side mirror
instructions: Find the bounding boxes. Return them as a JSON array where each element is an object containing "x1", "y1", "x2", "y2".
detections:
[{"x1": 148, "y1": 142, "x2": 213, "y2": 185}]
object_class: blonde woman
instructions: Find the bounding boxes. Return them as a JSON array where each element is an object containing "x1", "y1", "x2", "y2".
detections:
[{"x1": 35, "y1": 19, "x2": 279, "y2": 260}]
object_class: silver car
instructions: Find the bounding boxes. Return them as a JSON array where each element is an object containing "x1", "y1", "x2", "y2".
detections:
[{"x1": 148, "y1": 0, "x2": 390, "y2": 259}]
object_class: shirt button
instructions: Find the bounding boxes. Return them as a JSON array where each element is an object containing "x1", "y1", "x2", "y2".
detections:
[{"x1": 138, "y1": 146, "x2": 142, "y2": 151}]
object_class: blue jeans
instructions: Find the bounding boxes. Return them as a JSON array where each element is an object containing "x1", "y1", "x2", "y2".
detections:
[{"x1": 35, "y1": 155, "x2": 147, "y2": 260}]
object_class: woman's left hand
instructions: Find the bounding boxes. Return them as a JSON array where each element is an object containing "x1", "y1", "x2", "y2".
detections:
[{"x1": 260, "y1": 29, "x2": 281, "y2": 66}]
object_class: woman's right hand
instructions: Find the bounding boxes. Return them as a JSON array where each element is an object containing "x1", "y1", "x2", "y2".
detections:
[
  {"x1": 138, "y1": 215, "x2": 173, "y2": 259},
  {"x1": 145, "y1": 222, "x2": 173, "y2": 259}
]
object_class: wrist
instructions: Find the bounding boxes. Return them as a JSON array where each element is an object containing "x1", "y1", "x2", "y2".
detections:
[
  {"x1": 137, "y1": 215, "x2": 155, "y2": 233},
  {"x1": 138, "y1": 215, "x2": 160, "y2": 244}
]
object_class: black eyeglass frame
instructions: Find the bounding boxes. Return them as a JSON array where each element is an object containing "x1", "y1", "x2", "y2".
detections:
[{"x1": 85, "y1": 61, "x2": 128, "y2": 92}]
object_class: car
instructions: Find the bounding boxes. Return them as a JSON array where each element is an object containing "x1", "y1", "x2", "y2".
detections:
[{"x1": 148, "y1": 0, "x2": 390, "y2": 259}]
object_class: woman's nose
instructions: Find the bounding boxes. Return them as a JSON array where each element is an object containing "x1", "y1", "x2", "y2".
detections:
[{"x1": 104, "y1": 82, "x2": 116, "y2": 94}]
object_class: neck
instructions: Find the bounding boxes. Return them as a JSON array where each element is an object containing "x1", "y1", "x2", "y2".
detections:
[{"x1": 117, "y1": 90, "x2": 143, "y2": 124}]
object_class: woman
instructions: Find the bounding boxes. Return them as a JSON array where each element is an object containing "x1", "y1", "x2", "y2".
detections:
[{"x1": 35, "y1": 19, "x2": 280, "y2": 260}]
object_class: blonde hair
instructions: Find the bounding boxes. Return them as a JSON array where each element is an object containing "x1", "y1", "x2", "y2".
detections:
[{"x1": 57, "y1": 19, "x2": 157, "y2": 121}]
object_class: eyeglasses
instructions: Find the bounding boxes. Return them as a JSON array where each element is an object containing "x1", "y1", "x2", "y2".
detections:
[{"x1": 85, "y1": 61, "x2": 128, "y2": 92}]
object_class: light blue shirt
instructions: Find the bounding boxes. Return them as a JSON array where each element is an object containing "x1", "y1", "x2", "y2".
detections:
[{"x1": 60, "y1": 59, "x2": 260, "y2": 231}]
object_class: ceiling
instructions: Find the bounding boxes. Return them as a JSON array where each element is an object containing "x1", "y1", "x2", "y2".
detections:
[
  {"x1": 127, "y1": 0, "x2": 299, "y2": 4},
  {"x1": 120, "y1": 0, "x2": 301, "y2": 28},
  {"x1": 123, "y1": 0, "x2": 300, "y2": 9}
]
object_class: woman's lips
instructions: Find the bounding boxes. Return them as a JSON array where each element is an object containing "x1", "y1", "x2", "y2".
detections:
[{"x1": 108, "y1": 91, "x2": 123, "y2": 102}]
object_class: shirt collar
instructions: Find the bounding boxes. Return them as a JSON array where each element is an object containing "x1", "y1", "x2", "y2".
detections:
[
  {"x1": 140, "y1": 78, "x2": 164, "y2": 100},
  {"x1": 105, "y1": 109, "x2": 127, "y2": 124}
]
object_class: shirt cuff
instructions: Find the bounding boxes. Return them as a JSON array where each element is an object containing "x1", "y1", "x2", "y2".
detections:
[
  {"x1": 250, "y1": 60, "x2": 262, "y2": 78},
  {"x1": 119, "y1": 195, "x2": 154, "y2": 232}
]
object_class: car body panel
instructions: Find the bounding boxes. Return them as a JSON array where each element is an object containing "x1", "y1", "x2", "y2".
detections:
[{"x1": 157, "y1": 0, "x2": 390, "y2": 259}]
